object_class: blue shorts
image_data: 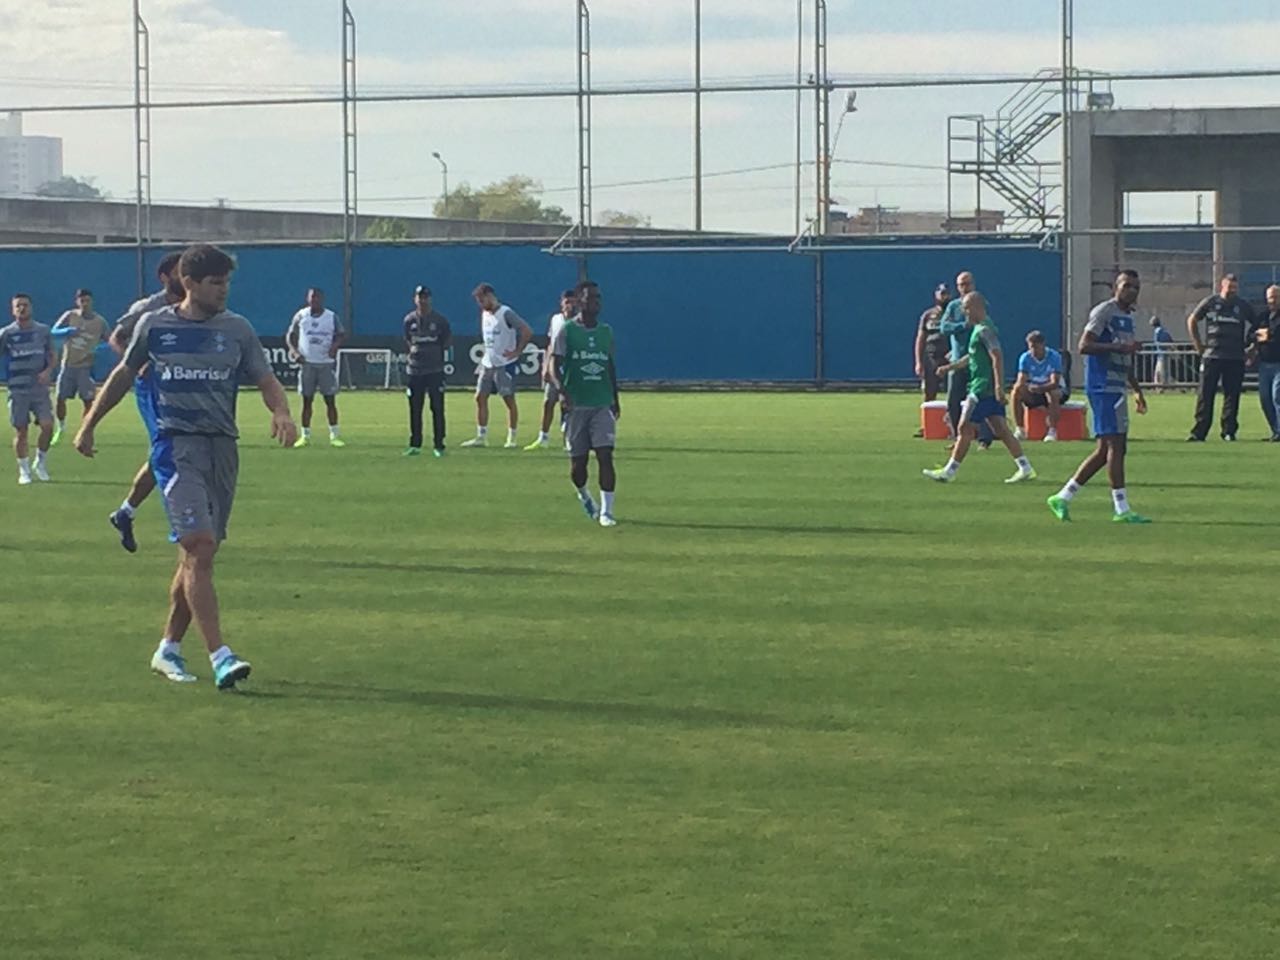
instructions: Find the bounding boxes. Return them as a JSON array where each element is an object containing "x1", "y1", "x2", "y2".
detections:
[
  {"x1": 134, "y1": 375, "x2": 159, "y2": 441},
  {"x1": 1088, "y1": 392, "x2": 1129, "y2": 437},
  {"x1": 962, "y1": 394, "x2": 1006, "y2": 425}
]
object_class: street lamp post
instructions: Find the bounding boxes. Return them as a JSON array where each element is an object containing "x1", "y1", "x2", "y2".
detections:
[{"x1": 431, "y1": 151, "x2": 448, "y2": 217}]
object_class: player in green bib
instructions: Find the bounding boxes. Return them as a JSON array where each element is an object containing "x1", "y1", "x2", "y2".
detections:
[
  {"x1": 923, "y1": 291, "x2": 1035, "y2": 484},
  {"x1": 550, "y1": 280, "x2": 620, "y2": 527}
]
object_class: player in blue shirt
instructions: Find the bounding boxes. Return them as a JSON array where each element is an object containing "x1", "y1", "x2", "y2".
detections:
[{"x1": 1011, "y1": 330, "x2": 1065, "y2": 441}]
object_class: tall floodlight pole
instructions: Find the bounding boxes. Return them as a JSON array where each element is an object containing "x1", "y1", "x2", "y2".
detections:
[
  {"x1": 432, "y1": 151, "x2": 448, "y2": 217},
  {"x1": 133, "y1": 0, "x2": 151, "y2": 295},
  {"x1": 694, "y1": 0, "x2": 702, "y2": 231},
  {"x1": 814, "y1": 0, "x2": 830, "y2": 234},
  {"x1": 1061, "y1": 0, "x2": 1074, "y2": 346},
  {"x1": 576, "y1": 1, "x2": 593, "y2": 236},
  {"x1": 794, "y1": 0, "x2": 804, "y2": 235},
  {"x1": 342, "y1": 1, "x2": 357, "y2": 330}
]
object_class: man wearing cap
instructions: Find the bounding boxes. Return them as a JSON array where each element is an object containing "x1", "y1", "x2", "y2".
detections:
[
  {"x1": 403, "y1": 285, "x2": 452, "y2": 457},
  {"x1": 286, "y1": 287, "x2": 346, "y2": 447},
  {"x1": 50, "y1": 288, "x2": 109, "y2": 446},
  {"x1": 913, "y1": 283, "x2": 951, "y2": 436}
]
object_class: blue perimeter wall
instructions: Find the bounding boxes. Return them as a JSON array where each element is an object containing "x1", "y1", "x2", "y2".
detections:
[{"x1": 0, "y1": 241, "x2": 1062, "y2": 383}]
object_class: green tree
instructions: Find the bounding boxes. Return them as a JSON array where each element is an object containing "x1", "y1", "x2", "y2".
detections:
[
  {"x1": 433, "y1": 175, "x2": 570, "y2": 225},
  {"x1": 599, "y1": 209, "x2": 652, "y2": 228},
  {"x1": 35, "y1": 176, "x2": 106, "y2": 200},
  {"x1": 365, "y1": 217, "x2": 412, "y2": 240}
]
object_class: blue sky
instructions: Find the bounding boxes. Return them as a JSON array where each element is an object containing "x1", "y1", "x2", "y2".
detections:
[{"x1": 3, "y1": 0, "x2": 1279, "y2": 231}]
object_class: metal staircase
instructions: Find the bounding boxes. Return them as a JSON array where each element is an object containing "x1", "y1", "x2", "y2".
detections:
[{"x1": 947, "y1": 68, "x2": 1112, "y2": 232}]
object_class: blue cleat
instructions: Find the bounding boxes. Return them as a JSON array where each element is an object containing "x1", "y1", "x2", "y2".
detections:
[
  {"x1": 109, "y1": 509, "x2": 138, "y2": 553},
  {"x1": 151, "y1": 648, "x2": 197, "y2": 683},
  {"x1": 579, "y1": 494, "x2": 598, "y2": 520},
  {"x1": 213, "y1": 653, "x2": 252, "y2": 690}
]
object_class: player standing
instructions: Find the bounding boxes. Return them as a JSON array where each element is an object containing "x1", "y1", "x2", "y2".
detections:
[
  {"x1": 286, "y1": 287, "x2": 346, "y2": 448},
  {"x1": 1047, "y1": 270, "x2": 1151, "y2": 524},
  {"x1": 75, "y1": 245, "x2": 298, "y2": 688},
  {"x1": 550, "y1": 280, "x2": 620, "y2": 526},
  {"x1": 526, "y1": 289, "x2": 577, "y2": 450},
  {"x1": 922, "y1": 292, "x2": 1035, "y2": 484},
  {"x1": 460, "y1": 283, "x2": 533, "y2": 449},
  {"x1": 50, "y1": 288, "x2": 108, "y2": 445},
  {"x1": 0, "y1": 293, "x2": 56, "y2": 485},
  {"x1": 403, "y1": 284, "x2": 452, "y2": 457},
  {"x1": 106, "y1": 252, "x2": 185, "y2": 552}
]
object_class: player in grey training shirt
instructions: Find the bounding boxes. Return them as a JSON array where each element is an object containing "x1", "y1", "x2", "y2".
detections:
[
  {"x1": 0, "y1": 293, "x2": 56, "y2": 485},
  {"x1": 75, "y1": 245, "x2": 298, "y2": 690},
  {"x1": 106, "y1": 251, "x2": 186, "y2": 552}
]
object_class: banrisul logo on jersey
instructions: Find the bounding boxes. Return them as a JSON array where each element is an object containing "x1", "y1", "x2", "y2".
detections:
[{"x1": 159, "y1": 363, "x2": 234, "y2": 382}]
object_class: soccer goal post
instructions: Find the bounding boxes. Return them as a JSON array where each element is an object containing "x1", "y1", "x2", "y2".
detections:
[{"x1": 336, "y1": 348, "x2": 399, "y2": 390}]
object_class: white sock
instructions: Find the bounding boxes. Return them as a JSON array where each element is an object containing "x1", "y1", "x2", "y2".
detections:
[
  {"x1": 158, "y1": 639, "x2": 180, "y2": 656},
  {"x1": 508, "y1": 428, "x2": 518, "y2": 442},
  {"x1": 1112, "y1": 487, "x2": 1130, "y2": 516},
  {"x1": 119, "y1": 499, "x2": 137, "y2": 516},
  {"x1": 302, "y1": 427, "x2": 312, "y2": 439},
  {"x1": 575, "y1": 484, "x2": 593, "y2": 503},
  {"x1": 944, "y1": 458, "x2": 960, "y2": 476},
  {"x1": 209, "y1": 645, "x2": 233, "y2": 666},
  {"x1": 57, "y1": 418, "x2": 65, "y2": 430},
  {"x1": 1058, "y1": 479, "x2": 1081, "y2": 502},
  {"x1": 601, "y1": 490, "x2": 615, "y2": 515},
  {"x1": 330, "y1": 425, "x2": 340, "y2": 439},
  {"x1": 35, "y1": 449, "x2": 47, "y2": 465},
  {"x1": 17, "y1": 457, "x2": 30, "y2": 472},
  {"x1": 1015, "y1": 455, "x2": 1032, "y2": 472},
  {"x1": 477, "y1": 426, "x2": 488, "y2": 438},
  {"x1": 539, "y1": 431, "x2": 549, "y2": 442}
]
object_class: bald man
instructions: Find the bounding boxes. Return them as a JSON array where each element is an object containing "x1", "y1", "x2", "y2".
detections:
[
  {"x1": 938, "y1": 271, "x2": 993, "y2": 447},
  {"x1": 1249, "y1": 284, "x2": 1280, "y2": 440},
  {"x1": 924, "y1": 292, "x2": 1035, "y2": 484}
]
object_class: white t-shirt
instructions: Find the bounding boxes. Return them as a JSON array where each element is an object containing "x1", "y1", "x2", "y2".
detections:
[
  {"x1": 289, "y1": 308, "x2": 344, "y2": 365},
  {"x1": 481, "y1": 304, "x2": 526, "y2": 369},
  {"x1": 547, "y1": 312, "x2": 569, "y2": 343}
]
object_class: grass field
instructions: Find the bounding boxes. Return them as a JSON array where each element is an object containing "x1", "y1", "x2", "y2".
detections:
[{"x1": 3, "y1": 390, "x2": 1278, "y2": 960}]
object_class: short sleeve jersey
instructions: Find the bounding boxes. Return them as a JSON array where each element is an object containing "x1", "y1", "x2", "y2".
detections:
[
  {"x1": 287, "y1": 308, "x2": 344, "y2": 365},
  {"x1": 123, "y1": 306, "x2": 270, "y2": 439},
  {"x1": 966, "y1": 322, "x2": 1001, "y2": 398},
  {"x1": 1017, "y1": 347, "x2": 1063, "y2": 386},
  {"x1": 918, "y1": 306, "x2": 949, "y2": 359},
  {"x1": 0, "y1": 321, "x2": 53, "y2": 394},
  {"x1": 115, "y1": 291, "x2": 172, "y2": 345},
  {"x1": 403, "y1": 310, "x2": 452, "y2": 375},
  {"x1": 1084, "y1": 299, "x2": 1136, "y2": 394},
  {"x1": 1192, "y1": 295, "x2": 1253, "y2": 361},
  {"x1": 56, "y1": 310, "x2": 109, "y2": 368},
  {"x1": 553, "y1": 319, "x2": 615, "y2": 408}
]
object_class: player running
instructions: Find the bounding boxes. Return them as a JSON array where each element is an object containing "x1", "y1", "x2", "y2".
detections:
[
  {"x1": 75, "y1": 244, "x2": 298, "y2": 688},
  {"x1": 0, "y1": 293, "x2": 56, "y2": 485},
  {"x1": 923, "y1": 292, "x2": 1036, "y2": 484},
  {"x1": 286, "y1": 287, "x2": 346, "y2": 448},
  {"x1": 550, "y1": 280, "x2": 620, "y2": 527},
  {"x1": 106, "y1": 252, "x2": 185, "y2": 552},
  {"x1": 525, "y1": 288, "x2": 577, "y2": 450},
  {"x1": 1047, "y1": 270, "x2": 1151, "y2": 524},
  {"x1": 50, "y1": 288, "x2": 109, "y2": 445},
  {"x1": 460, "y1": 283, "x2": 533, "y2": 449}
]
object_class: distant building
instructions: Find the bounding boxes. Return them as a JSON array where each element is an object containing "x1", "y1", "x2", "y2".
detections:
[
  {"x1": 831, "y1": 206, "x2": 1006, "y2": 235},
  {"x1": 0, "y1": 113, "x2": 64, "y2": 197}
]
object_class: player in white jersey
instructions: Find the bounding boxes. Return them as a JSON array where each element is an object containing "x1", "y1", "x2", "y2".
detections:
[
  {"x1": 286, "y1": 287, "x2": 346, "y2": 447},
  {"x1": 460, "y1": 282, "x2": 533, "y2": 449},
  {"x1": 525, "y1": 289, "x2": 577, "y2": 450}
]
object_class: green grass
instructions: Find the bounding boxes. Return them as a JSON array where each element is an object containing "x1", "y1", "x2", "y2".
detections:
[{"x1": 3, "y1": 391, "x2": 1279, "y2": 960}]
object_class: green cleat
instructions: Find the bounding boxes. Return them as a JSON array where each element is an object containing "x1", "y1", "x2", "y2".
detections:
[
  {"x1": 330, "y1": 437, "x2": 346, "y2": 448},
  {"x1": 432, "y1": 448, "x2": 444, "y2": 458},
  {"x1": 1112, "y1": 511, "x2": 1152, "y2": 524},
  {"x1": 50, "y1": 425, "x2": 63, "y2": 446},
  {"x1": 1046, "y1": 494, "x2": 1071, "y2": 522},
  {"x1": 403, "y1": 446, "x2": 422, "y2": 457},
  {"x1": 293, "y1": 436, "x2": 310, "y2": 449},
  {"x1": 922, "y1": 467, "x2": 954, "y2": 483}
]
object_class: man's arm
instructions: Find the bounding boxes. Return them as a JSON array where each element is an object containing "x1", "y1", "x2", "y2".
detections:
[
  {"x1": 1186, "y1": 299, "x2": 1208, "y2": 354},
  {"x1": 36, "y1": 335, "x2": 56, "y2": 386},
  {"x1": 50, "y1": 310, "x2": 74, "y2": 333},
  {"x1": 992, "y1": 347, "x2": 1007, "y2": 402},
  {"x1": 1127, "y1": 370, "x2": 1147, "y2": 414},
  {"x1": 285, "y1": 314, "x2": 302, "y2": 360},
  {"x1": 257, "y1": 373, "x2": 299, "y2": 447},
  {"x1": 609, "y1": 344, "x2": 620, "y2": 418},
  {"x1": 1078, "y1": 330, "x2": 1139, "y2": 357},
  {"x1": 511, "y1": 316, "x2": 534, "y2": 358},
  {"x1": 938, "y1": 303, "x2": 966, "y2": 336},
  {"x1": 548, "y1": 326, "x2": 567, "y2": 394},
  {"x1": 913, "y1": 322, "x2": 927, "y2": 376},
  {"x1": 935, "y1": 354, "x2": 970, "y2": 376},
  {"x1": 330, "y1": 318, "x2": 347, "y2": 358}
]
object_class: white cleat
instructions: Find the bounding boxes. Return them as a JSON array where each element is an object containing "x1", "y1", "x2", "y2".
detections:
[
  {"x1": 1043, "y1": 430, "x2": 1058, "y2": 443},
  {"x1": 151, "y1": 649, "x2": 198, "y2": 683},
  {"x1": 17, "y1": 470, "x2": 32, "y2": 486},
  {"x1": 1013, "y1": 427, "x2": 1027, "y2": 441},
  {"x1": 33, "y1": 461, "x2": 50, "y2": 482},
  {"x1": 599, "y1": 513, "x2": 618, "y2": 528},
  {"x1": 503, "y1": 439, "x2": 519, "y2": 449},
  {"x1": 460, "y1": 436, "x2": 487, "y2": 448}
]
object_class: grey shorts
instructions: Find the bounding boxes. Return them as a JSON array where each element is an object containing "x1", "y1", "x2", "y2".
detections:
[
  {"x1": 566, "y1": 406, "x2": 616, "y2": 458},
  {"x1": 8, "y1": 388, "x2": 52, "y2": 428},
  {"x1": 57, "y1": 365, "x2": 96, "y2": 402},
  {"x1": 543, "y1": 380, "x2": 562, "y2": 404},
  {"x1": 476, "y1": 364, "x2": 517, "y2": 398},
  {"x1": 151, "y1": 434, "x2": 239, "y2": 542},
  {"x1": 299, "y1": 363, "x2": 339, "y2": 398}
]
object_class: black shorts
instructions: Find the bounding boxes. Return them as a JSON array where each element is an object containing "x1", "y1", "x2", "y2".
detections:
[{"x1": 1024, "y1": 387, "x2": 1065, "y2": 409}]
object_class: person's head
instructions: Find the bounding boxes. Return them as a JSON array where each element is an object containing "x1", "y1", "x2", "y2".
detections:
[
  {"x1": 157, "y1": 251, "x2": 185, "y2": 299},
  {"x1": 1026, "y1": 329, "x2": 1046, "y2": 360},
  {"x1": 1267, "y1": 284, "x2": 1280, "y2": 312},
  {"x1": 961, "y1": 291, "x2": 985, "y2": 324},
  {"x1": 955, "y1": 271, "x2": 975, "y2": 297},
  {"x1": 560, "y1": 288, "x2": 578, "y2": 316},
  {"x1": 1150, "y1": 317, "x2": 1162, "y2": 328},
  {"x1": 306, "y1": 287, "x2": 325, "y2": 313},
  {"x1": 472, "y1": 282, "x2": 499, "y2": 312},
  {"x1": 414, "y1": 285, "x2": 432, "y2": 312},
  {"x1": 178, "y1": 244, "x2": 236, "y2": 317},
  {"x1": 577, "y1": 280, "x2": 601, "y2": 321},
  {"x1": 11, "y1": 293, "x2": 31, "y2": 323},
  {"x1": 934, "y1": 283, "x2": 951, "y2": 307},
  {"x1": 1220, "y1": 273, "x2": 1240, "y2": 300},
  {"x1": 74, "y1": 288, "x2": 93, "y2": 313},
  {"x1": 1115, "y1": 269, "x2": 1140, "y2": 308}
]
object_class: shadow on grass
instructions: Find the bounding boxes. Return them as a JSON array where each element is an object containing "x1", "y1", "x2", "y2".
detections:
[
  {"x1": 306, "y1": 558, "x2": 599, "y2": 578},
  {"x1": 624, "y1": 519, "x2": 907, "y2": 537},
  {"x1": 42, "y1": 478, "x2": 127, "y2": 488},
  {"x1": 628, "y1": 446, "x2": 805, "y2": 457},
  {"x1": 1147, "y1": 480, "x2": 1258, "y2": 490},
  {"x1": 246, "y1": 680, "x2": 849, "y2": 732}
]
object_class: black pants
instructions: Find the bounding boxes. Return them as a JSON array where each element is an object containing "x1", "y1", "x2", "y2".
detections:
[
  {"x1": 1191, "y1": 357, "x2": 1245, "y2": 439},
  {"x1": 407, "y1": 372, "x2": 446, "y2": 450},
  {"x1": 946, "y1": 366, "x2": 993, "y2": 442}
]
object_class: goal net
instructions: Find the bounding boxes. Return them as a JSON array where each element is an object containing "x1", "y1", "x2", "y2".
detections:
[{"x1": 336, "y1": 348, "x2": 402, "y2": 390}]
